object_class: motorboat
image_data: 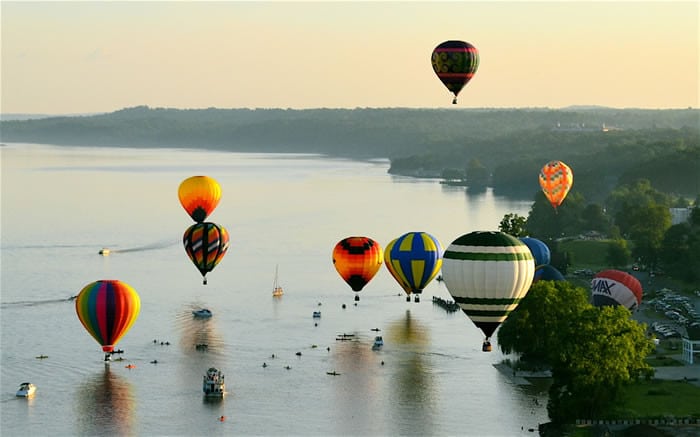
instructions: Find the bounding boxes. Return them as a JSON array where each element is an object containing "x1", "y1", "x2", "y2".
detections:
[
  {"x1": 312, "y1": 311, "x2": 321, "y2": 318},
  {"x1": 203, "y1": 367, "x2": 225, "y2": 397},
  {"x1": 372, "y1": 336, "x2": 384, "y2": 350},
  {"x1": 98, "y1": 248, "x2": 110, "y2": 256},
  {"x1": 192, "y1": 309, "x2": 213, "y2": 318},
  {"x1": 16, "y1": 382, "x2": 36, "y2": 397}
]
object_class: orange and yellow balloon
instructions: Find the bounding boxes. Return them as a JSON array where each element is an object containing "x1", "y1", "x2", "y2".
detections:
[
  {"x1": 333, "y1": 236, "x2": 383, "y2": 300},
  {"x1": 75, "y1": 280, "x2": 141, "y2": 354},
  {"x1": 539, "y1": 160, "x2": 573, "y2": 210},
  {"x1": 178, "y1": 176, "x2": 222, "y2": 223}
]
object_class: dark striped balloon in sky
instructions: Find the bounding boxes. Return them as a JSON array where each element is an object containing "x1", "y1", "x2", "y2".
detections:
[{"x1": 431, "y1": 40, "x2": 479, "y2": 104}]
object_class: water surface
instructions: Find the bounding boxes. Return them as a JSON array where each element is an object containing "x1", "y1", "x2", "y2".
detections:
[{"x1": 1, "y1": 144, "x2": 547, "y2": 435}]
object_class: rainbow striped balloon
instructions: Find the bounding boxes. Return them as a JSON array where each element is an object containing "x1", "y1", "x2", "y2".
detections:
[{"x1": 75, "y1": 280, "x2": 141, "y2": 353}]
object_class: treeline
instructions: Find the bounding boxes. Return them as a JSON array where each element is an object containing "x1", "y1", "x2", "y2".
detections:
[{"x1": 2, "y1": 105, "x2": 698, "y2": 200}]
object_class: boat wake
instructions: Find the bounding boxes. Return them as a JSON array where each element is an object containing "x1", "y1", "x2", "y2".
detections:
[
  {"x1": 1, "y1": 296, "x2": 77, "y2": 308},
  {"x1": 98, "y1": 239, "x2": 177, "y2": 254}
]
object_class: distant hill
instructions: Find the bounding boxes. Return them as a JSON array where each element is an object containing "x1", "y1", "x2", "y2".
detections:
[{"x1": 2, "y1": 106, "x2": 698, "y2": 201}]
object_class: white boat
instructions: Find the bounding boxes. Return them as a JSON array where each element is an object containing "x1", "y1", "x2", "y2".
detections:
[
  {"x1": 192, "y1": 308, "x2": 212, "y2": 318},
  {"x1": 272, "y1": 264, "x2": 284, "y2": 297},
  {"x1": 372, "y1": 336, "x2": 384, "y2": 349},
  {"x1": 202, "y1": 367, "x2": 225, "y2": 397},
  {"x1": 98, "y1": 248, "x2": 110, "y2": 256},
  {"x1": 16, "y1": 382, "x2": 36, "y2": 397}
]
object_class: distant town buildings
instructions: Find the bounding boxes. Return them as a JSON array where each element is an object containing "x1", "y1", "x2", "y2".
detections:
[
  {"x1": 670, "y1": 207, "x2": 692, "y2": 225},
  {"x1": 551, "y1": 122, "x2": 622, "y2": 132}
]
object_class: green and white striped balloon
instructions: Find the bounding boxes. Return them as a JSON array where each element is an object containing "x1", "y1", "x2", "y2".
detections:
[{"x1": 442, "y1": 231, "x2": 535, "y2": 342}]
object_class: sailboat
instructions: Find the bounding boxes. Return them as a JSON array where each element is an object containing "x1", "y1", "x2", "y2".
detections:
[{"x1": 272, "y1": 265, "x2": 284, "y2": 297}]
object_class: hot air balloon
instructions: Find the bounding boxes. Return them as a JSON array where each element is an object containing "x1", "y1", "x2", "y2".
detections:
[
  {"x1": 384, "y1": 238, "x2": 412, "y2": 299},
  {"x1": 183, "y1": 222, "x2": 230, "y2": 285},
  {"x1": 539, "y1": 161, "x2": 573, "y2": 210},
  {"x1": 332, "y1": 236, "x2": 383, "y2": 301},
  {"x1": 178, "y1": 176, "x2": 222, "y2": 223},
  {"x1": 519, "y1": 237, "x2": 551, "y2": 268},
  {"x1": 385, "y1": 232, "x2": 443, "y2": 303},
  {"x1": 75, "y1": 280, "x2": 141, "y2": 361},
  {"x1": 431, "y1": 40, "x2": 479, "y2": 104},
  {"x1": 533, "y1": 264, "x2": 565, "y2": 283},
  {"x1": 591, "y1": 269, "x2": 643, "y2": 311},
  {"x1": 441, "y1": 231, "x2": 535, "y2": 352}
]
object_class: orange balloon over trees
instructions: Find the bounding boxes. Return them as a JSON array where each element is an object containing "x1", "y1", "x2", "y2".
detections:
[{"x1": 539, "y1": 161, "x2": 573, "y2": 210}]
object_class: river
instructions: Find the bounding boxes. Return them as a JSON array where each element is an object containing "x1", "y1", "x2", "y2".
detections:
[{"x1": 1, "y1": 143, "x2": 548, "y2": 436}]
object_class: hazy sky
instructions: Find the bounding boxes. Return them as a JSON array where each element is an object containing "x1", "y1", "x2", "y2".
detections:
[{"x1": 1, "y1": 1, "x2": 698, "y2": 114}]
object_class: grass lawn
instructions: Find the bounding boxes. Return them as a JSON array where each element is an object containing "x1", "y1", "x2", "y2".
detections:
[{"x1": 614, "y1": 379, "x2": 700, "y2": 418}]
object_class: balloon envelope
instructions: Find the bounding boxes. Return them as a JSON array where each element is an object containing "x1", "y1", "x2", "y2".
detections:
[
  {"x1": 75, "y1": 280, "x2": 141, "y2": 353},
  {"x1": 441, "y1": 231, "x2": 535, "y2": 340},
  {"x1": 178, "y1": 176, "x2": 222, "y2": 223},
  {"x1": 533, "y1": 264, "x2": 565, "y2": 283},
  {"x1": 519, "y1": 237, "x2": 551, "y2": 267},
  {"x1": 384, "y1": 238, "x2": 411, "y2": 294},
  {"x1": 385, "y1": 232, "x2": 443, "y2": 296},
  {"x1": 539, "y1": 161, "x2": 573, "y2": 210},
  {"x1": 431, "y1": 40, "x2": 479, "y2": 104},
  {"x1": 183, "y1": 222, "x2": 230, "y2": 284},
  {"x1": 591, "y1": 269, "x2": 643, "y2": 310},
  {"x1": 333, "y1": 236, "x2": 383, "y2": 293}
]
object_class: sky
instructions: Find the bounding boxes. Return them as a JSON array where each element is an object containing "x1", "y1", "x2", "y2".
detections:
[{"x1": 1, "y1": 1, "x2": 698, "y2": 114}]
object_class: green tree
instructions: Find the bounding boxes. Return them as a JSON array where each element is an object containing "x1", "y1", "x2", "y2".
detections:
[
  {"x1": 498, "y1": 281, "x2": 590, "y2": 364},
  {"x1": 499, "y1": 213, "x2": 528, "y2": 237},
  {"x1": 605, "y1": 239, "x2": 631, "y2": 268},
  {"x1": 659, "y1": 207, "x2": 700, "y2": 283},
  {"x1": 607, "y1": 180, "x2": 672, "y2": 268},
  {"x1": 581, "y1": 203, "x2": 611, "y2": 234},
  {"x1": 526, "y1": 191, "x2": 587, "y2": 239},
  {"x1": 466, "y1": 158, "x2": 490, "y2": 187},
  {"x1": 498, "y1": 281, "x2": 653, "y2": 423},
  {"x1": 547, "y1": 305, "x2": 653, "y2": 423}
]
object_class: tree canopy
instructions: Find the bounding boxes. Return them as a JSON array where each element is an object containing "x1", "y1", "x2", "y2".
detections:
[{"x1": 497, "y1": 280, "x2": 654, "y2": 423}]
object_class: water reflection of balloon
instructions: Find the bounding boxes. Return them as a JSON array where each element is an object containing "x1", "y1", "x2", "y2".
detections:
[
  {"x1": 183, "y1": 222, "x2": 230, "y2": 285},
  {"x1": 386, "y1": 311, "x2": 434, "y2": 434},
  {"x1": 178, "y1": 176, "x2": 222, "y2": 223},
  {"x1": 385, "y1": 232, "x2": 443, "y2": 303},
  {"x1": 76, "y1": 367, "x2": 134, "y2": 436},
  {"x1": 75, "y1": 280, "x2": 140, "y2": 360},
  {"x1": 332, "y1": 236, "x2": 383, "y2": 301},
  {"x1": 441, "y1": 231, "x2": 534, "y2": 352},
  {"x1": 539, "y1": 161, "x2": 573, "y2": 211},
  {"x1": 431, "y1": 40, "x2": 479, "y2": 104},
  {"x1": 591, "y1": 269, "x2": 643, "y2": 311}
]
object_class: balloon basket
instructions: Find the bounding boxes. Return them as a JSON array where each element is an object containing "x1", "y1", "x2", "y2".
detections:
[{"x1": 482, "y1": 341, "x2": 492, "y2": 352}]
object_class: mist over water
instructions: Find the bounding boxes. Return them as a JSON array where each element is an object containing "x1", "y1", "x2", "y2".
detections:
[{"x1": 1, "y1": 144, "x2": 547, "y2": 435}]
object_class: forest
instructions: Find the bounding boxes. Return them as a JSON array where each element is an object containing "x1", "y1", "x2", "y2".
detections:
[{"x1": 2, "y1": 105, "x2": 698, "y2": 202}]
